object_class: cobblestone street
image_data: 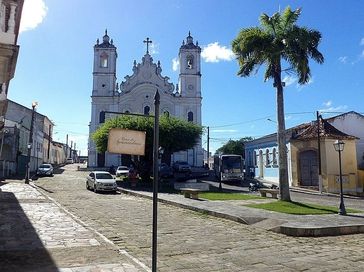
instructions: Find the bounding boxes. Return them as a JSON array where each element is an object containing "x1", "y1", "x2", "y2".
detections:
[{"x1": 25, "y1": 164, "x2": 364, "y2": 271}]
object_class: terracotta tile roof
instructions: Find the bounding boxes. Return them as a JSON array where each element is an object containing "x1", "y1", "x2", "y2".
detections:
[{"x1": 292, "y1": 117, "x2": 357, "y2": 140}]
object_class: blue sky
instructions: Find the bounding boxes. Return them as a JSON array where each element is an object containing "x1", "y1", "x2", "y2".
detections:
[{"x1": 9, "y1": 0, "x2": 364, "y2": 156}]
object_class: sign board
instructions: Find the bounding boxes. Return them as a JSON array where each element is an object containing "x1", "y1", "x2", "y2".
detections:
[
  {"x1": 335, "y1": 175, "x2": 349, "y2": 183},
  {"x1": 107, "y1": 128, "x2": 146, "y2": 156}
]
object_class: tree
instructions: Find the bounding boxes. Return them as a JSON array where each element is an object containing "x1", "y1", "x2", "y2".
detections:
[
  {"x1": 232, "y1": 7, "x2": 324, "y2": 201},
  {"x1": 216, "y1": 137, "x2": 253, "y2": 157},
  {"x1": 92, "y1": 115, "x2": 203, "y2": 181}
]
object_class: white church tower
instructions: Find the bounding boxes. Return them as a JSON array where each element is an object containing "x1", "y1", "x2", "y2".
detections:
[
  {"x1": 88, "y1": 30, "x2": 118, "y2": 167},
  {"x1": 172, "y1": 32, "x2": 204, "y2": 166}
]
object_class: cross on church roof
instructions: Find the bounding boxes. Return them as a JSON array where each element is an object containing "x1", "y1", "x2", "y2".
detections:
[{"x1": 143, "y1": 37, "x2": 152, "y2": 54}]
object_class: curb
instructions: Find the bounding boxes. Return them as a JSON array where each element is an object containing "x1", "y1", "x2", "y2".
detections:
[
  {"x1": 118, "y1": 187, "x2": 364, "y2": 237},
  {"x1": 118, "y1": 187, "x2": 252, "y2": 225}
]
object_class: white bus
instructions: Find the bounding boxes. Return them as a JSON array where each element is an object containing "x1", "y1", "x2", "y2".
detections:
[{"x1": 214, "y1": 154, "x2": 244, "y2": 182}]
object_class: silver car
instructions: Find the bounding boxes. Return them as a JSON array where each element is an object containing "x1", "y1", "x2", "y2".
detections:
[
  {"x1": 37, "y1": 164, "x2": 54, "y2": 176},
  {"x1": 115, "y1": 166, "x2": 129, "y2": 177},
  {"x1": 86, "y1": 171, "x2": 117, "y2": 193}
]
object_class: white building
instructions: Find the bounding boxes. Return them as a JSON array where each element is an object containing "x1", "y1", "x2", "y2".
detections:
[
  {"x1": 326, "y1": 111, "x2": 364, "y2": 169},
  {"x1": 88, "y1": 31, "x2": 203, "y2": 168}
]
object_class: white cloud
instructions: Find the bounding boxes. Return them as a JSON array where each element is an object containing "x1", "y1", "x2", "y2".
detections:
[
  {"x1": 20, "y1": 0, "x2": 48, "y2": 32},
  {"x1": 319, "y1": 102, "x2": 348, "y2": 113},
  {"x1": 360, "y1": 38, "x2": 364, "y2": 46},
  {"x1": 338, "y1": 56, "x2": 348, "y2": 63},
  {"x1": 323, "y1": 100, "x2": 332, "y2": 107},
  {"x1": 149, "y1": 43, "x2": 159, "y2": 55},
  {"x1": 201, "y1": 42, "x2": 235, "y2": 63},
  {"x1": 282, "y1": 75, "x2": 297, "y2": 86},
  {"x1": 172, "y1": 57, "x2": 179, "y2": 71}
]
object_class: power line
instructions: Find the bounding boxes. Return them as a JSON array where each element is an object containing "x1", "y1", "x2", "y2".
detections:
[
  {"x1": 208, "y1": 111, "x2": 319, "y2": 129},
  {"x1": 209, "y1": 115, "x2": 274, "y2": 128}
]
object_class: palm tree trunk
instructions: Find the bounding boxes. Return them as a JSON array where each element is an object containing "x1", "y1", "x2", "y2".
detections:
[{"x1": 275, "y1": 75, "x2": 291, "y2": 202}]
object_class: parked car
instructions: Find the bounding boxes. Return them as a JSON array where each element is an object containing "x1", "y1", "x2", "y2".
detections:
[
  {"x1": 115, "y1": 166, "x2": 129, "y2": 177},
  {"x1": 37, "y1": 164, "x2": 54, "y2": 176},
  {"x1": 86, "y1": 171, "x2": 117, "y2": 193},
  {"x1": 172, "y1": 161, "x2": 191, "y2": 172},
  {"x1": 159, "y1": 163, "x2": 174, "y2": 178},
  {"x1": 66, "y1": 158, "x2": 74, "y2": 164}
]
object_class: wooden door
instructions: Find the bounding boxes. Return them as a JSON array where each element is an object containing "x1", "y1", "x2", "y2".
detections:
[{"x1": 299, "y1": 150, "x2": 318, "y2": 186}]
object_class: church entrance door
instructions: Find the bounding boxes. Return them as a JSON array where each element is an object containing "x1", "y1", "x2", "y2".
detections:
[{"x1": 299, "y1": 150, "x2": 318, "y2": 186}]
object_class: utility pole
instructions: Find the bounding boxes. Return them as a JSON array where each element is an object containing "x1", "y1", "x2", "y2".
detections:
[
  {"x1": 47, "y1": 125, "x2": 51, "y2": 162},
  {"x1": 317, "y1": 111, "x2": 322, "y2": 193},
  {"x1": 25, "y1": 102, "x2": 38, "y2": 184},
  {"x1": 70, "y1": 141, "x2": 73, "y2": 159},
  {"x1": 207, "y1": 126, "x2": 210, "y2": 168}
]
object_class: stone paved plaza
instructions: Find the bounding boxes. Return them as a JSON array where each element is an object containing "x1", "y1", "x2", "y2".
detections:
[
  {"x1": 1, "y1": 164, "x2": 364, "y2": 271},
  {"x1": 0, "y1": 177, "x2": 146, "y2": 271}
]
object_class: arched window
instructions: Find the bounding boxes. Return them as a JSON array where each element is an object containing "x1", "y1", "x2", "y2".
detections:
[
  {"x1": 99, "y1": 111, "x2": 105, "y2": 123},
  {"x1": 272, "y1": 148, "x2": 277, "y2": 165},
  {"x1": 186, "y1": 55, "x2": 194, "y2": 69},
  {"x1": 188, "y1": 111, "x2": 193, "y2": 122},
  {"x1": 144, "y1": 106, "x2": 150, "y2": 115},
  {"x1": 265, "y1": 149, "x2": 270, "y2": 165},
  {"x1": 100, "y1": 52, "x2": 108, "y2": 68},
  {"x1": 164, "y1": 111, "x2": 170, "y2": 117}
]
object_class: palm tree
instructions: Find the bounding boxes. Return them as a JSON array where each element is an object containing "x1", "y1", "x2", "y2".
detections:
[{"x1": 232, "y1": 7, "x2": 324, "y2": 201}]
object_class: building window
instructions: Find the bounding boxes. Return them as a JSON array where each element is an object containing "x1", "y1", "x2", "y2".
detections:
[
  {"x1": 187, "y1": 55, "x2": 194, "y2": 69},
  {"x1": 188, "y1": 111, "x2": 193, "y2": 122},
  {"x1": 164, "y1": 111, "x2": 169, "y2": 117},
  {"x1": 100, "y1": 52, "x2": 108, "y2": 68},
  {"x1": 144, "y1": 106, "x2": 150, "y2": 115},
  {"x1": 272, "y1": 148, "x2": 277, "y2": 165}
]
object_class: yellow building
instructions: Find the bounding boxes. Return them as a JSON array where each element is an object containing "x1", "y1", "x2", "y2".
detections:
[
  {"x1": 245, "y1": 115, "x2": 363, "y2": 196},
  {"x1": 290, "y1": 118, "x2": 362, "y2": 195}
]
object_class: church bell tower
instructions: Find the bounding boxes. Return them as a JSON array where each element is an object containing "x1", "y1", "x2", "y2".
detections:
[
  {"x1": 178, "y1": 31, "x2": 201, "y2": 98},
  {"x1": 88, "y1": 30, "x2": 118, "y2": 167},
  {"x1": 92, "y1": 30, "x2": 117, "y2": 97}
]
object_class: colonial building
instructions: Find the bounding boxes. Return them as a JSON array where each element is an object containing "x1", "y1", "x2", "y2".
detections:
[
  {"x1": 88, "y1": 31, "x2": 203, "y2": 168},
  {"x1": 245, "y1": 113, "x2": 364, "y2": 195},
  {"x1": 0, "y1": 0, "x2": 24, "y2": 130}
]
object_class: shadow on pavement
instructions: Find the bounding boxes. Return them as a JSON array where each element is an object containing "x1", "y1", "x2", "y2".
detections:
[{"x1": 0, "y1": 190, "x2": 58, "y2": 271}]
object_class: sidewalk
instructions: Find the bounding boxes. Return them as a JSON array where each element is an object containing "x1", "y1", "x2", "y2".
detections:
[
  {"x1": 118, "y1": 184, "x2": 364, "y2": 237},
  {"x1": 0, "y1": 181, "x2": 149, "y2": 272}
]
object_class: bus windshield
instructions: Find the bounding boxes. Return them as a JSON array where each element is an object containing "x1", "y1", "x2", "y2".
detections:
[{"x1": 221, "y1": 156, "x2": 242, "y2": 173}]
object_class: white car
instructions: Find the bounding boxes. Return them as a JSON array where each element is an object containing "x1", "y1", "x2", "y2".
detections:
[
  {"x1": 86, "y1": 171, "x2": 117, "y2": 193},
  {"x1": 66, "y1": 158, "x2": 74, "y2": 164},
  {"x1": 37, "y1": 164, "x2": 54, "y2": 176},
  {"x1": 116, "y1": 166, "x2": 129, "y2": 177}
]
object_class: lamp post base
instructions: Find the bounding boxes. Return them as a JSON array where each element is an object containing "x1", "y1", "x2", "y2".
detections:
[{"x1": 339, "y1": 202, "x2": 347, "y2": 216}]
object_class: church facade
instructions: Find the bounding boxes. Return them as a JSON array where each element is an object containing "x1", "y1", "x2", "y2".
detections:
[{"x1": 88, "y1": 31, "x2": 204, "y2": 168}]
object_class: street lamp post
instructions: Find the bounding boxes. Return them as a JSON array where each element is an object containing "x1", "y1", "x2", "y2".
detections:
[
  {"x1": 333, "y1": 139, "x2": 346, "y2": 215},
  {"x1": 152, "y1": 90, "x2": 160, "y2": 272},
  {"x1": 25, "y1": 102, "x2": 38, "y2": 184}
]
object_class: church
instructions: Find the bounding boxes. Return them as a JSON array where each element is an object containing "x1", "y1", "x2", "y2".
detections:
[{"x1": 88, "y1": 31, "x2": 204, "y2": 168}]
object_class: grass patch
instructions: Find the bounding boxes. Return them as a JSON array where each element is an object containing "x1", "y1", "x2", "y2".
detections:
[
  {"x1": 247, "y1": 200, "x2": 361, "y2": 215},
  {"x1": 199, "y1": 192, "x2": 263, "y2": 201}
]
